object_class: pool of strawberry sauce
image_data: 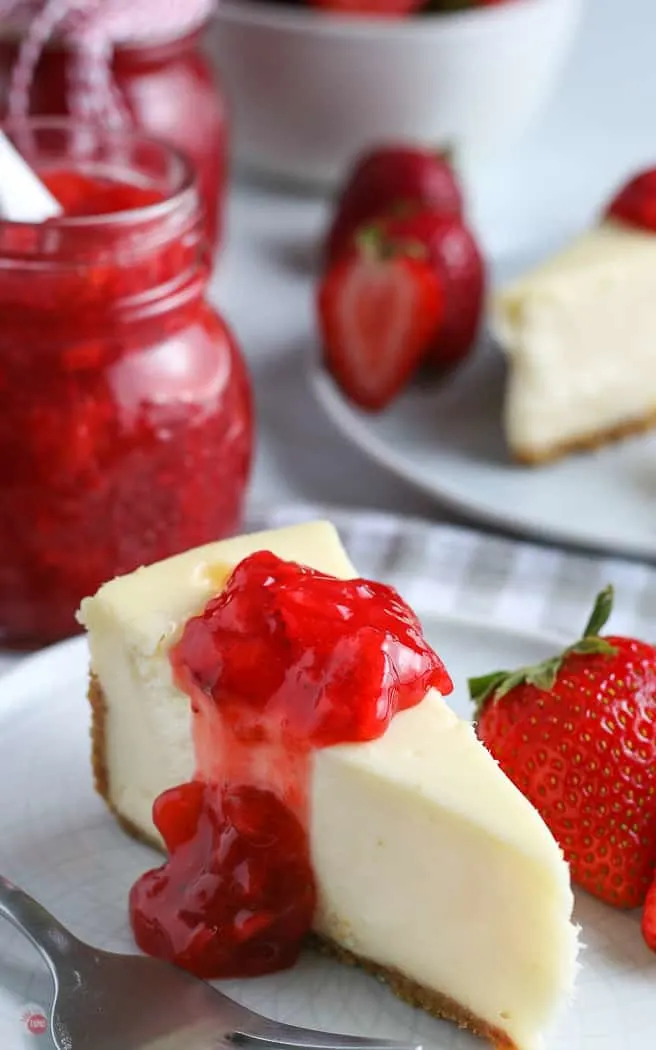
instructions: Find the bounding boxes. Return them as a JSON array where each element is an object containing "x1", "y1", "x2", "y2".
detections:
[
  {"x1": 129, "y1": 551, "x2": 453, "y2": 978},
  {"x1": 0, "y1": 162, "x2": 253, "y2": 646}
]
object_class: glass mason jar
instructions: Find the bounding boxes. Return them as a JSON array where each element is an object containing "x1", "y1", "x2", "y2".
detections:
[
  {"x1": 0, "y1": 26, "x2": 228, "y2": 250},
  {"x1": 0, "y1": 119, "x2": 253, "y2": 648}
]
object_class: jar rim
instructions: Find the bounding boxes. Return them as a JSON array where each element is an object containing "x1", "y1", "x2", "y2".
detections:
[
  {"x1": 0, "y1": 21, "x2": 210, "y2": 49},
  {"x1": 0, "y1": 116, "x2": 198, "y2": 230}
]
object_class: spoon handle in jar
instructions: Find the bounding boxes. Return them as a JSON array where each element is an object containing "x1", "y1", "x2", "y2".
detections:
[{"x1": 0, "y1": 131, "x2": 62, "y2": 223}]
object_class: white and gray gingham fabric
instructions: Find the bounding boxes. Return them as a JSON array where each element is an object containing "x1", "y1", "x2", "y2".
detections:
[
  {"x1": 249, "y1": 504, "x2": 656, "y2": 645},
  {"x1": 2, "y1": 505, "x2": 656, "y2": 682}
]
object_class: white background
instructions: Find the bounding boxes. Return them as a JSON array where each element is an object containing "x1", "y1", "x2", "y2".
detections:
[{"x1": 216, "y1": 0, "x2": 656, "y2": 522}]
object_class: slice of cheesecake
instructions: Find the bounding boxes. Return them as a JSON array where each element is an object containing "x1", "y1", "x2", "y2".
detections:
[
  {"x1": 79, "y1": 521, "x2": 579, "y2": 1050},
  {"x1": 495, "y1": 220, "x2": 656, "y2": 464}
]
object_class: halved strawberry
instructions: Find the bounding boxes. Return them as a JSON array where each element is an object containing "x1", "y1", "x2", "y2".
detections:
[
  {"x1": 359, "y1": 208, "x2": 485, "y2": 367},
  {"x1": 317, "y1": 236, "x2": 445, "y2": 410},
  {"x1": 325, "y1": 146, "x2": 463, "y2": 264}
]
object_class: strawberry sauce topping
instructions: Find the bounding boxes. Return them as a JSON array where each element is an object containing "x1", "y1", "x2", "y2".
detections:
[
  {"x1": 41, "y1": 169, "x2": 165, "y2": 216},
  {"x1": 129, "y1": 551, "x2": 452, "y2": 978}
]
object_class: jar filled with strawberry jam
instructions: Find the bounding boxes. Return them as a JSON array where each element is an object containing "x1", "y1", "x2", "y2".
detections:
[
  {"x1": 0, "y1": 4, "x2": 227, "y2": 249},
  {"x1": 0, "y1": 119, "x2": 253, "y2": 648}
]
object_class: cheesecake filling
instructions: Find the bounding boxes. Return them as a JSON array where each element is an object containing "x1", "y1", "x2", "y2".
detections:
[
  {"x1": 495, "y1": 222, "x2": 656, "y2": 461},
  {"x1": 128, "y1": 549, "x2": 453, "y2": 978}
]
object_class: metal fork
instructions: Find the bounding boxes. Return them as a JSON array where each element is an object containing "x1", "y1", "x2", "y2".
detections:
[{"x1": 0, "y1": 876, "x2": 421, "y2": 1050}]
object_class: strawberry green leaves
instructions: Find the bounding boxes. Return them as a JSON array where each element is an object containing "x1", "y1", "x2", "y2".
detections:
[{"x1": 469, "y1": 585, "x2": 618, "y2": 718}]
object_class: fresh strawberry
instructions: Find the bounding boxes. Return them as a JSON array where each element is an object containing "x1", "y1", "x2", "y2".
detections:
[
  {"x1": 642, "y1": 870, "x2": 656, "y2": 951},
  {"x1": 317, "y1": 234, "x2": 445, "y2": 410},
  {"x1": 325, "y1": 146, "x2": 463, "y2": 264},
  {"x1": 309, "y1": 0, "x2": 423, "y2": 14},
  {"x1": 358, "y1": 208, "x2": 485, "y2": 367},
  {"x1": 606, "y1": 168, "x2": 656, "y2": 232},
  {"x1": 470, "y1": 586, "x2": 656, "y2": 910},
  {"x1": 429, "y1": 0, "x2": 512, "y2": 8}
]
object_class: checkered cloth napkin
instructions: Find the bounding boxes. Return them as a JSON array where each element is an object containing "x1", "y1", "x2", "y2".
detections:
[
  {"x1": 2, "y1": 506, "x2": 656, "y2": 681},
  {"x1": 249, "y1": 504, "x2": 656, "y2": 643}
]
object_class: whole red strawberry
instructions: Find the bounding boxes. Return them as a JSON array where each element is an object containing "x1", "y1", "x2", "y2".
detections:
[
  {"x1": 358, "y1": 208, "x2": 485, "y2": 367},
  {"x1": 471, "y1": 586, "x2": 656, "y2": 910},
  {"x1": 430, "y1": 0, "x2": 514, "y2": 7},
  {"x1": 325, "y1": 146, "x2": 463, "y2": 264},
  {"x1": 642, "y1": 871, "x2": 656, "y2": 951},
  {"x1": 606, "y1": 168, "x2": 656, "y2": 232},
  {"x1": 309, "y1": 0, "x2": 424, "y2": 14},
  {"x1": 317, "y1": 232, "x2": 445, "y2": 410}
]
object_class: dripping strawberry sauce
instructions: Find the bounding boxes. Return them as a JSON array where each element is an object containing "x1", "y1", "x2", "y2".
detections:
[{"x1": 129, "y1": 551, "x2": 452, "y2": 977}]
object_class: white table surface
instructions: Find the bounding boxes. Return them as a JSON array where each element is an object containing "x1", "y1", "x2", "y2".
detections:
[
  {"x1": 219, "y1": 0, "x2": 656, "y2": 517},
  {"x1": 1, "y1": 0, "x2": 654, "y2": 677}
]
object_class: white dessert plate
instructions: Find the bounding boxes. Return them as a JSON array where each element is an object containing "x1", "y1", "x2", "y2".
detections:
[
  {"x1": 0, "y1": 616, "x2": 654, "y2": 1048},
  {"x1": 310, "y1": 347, "x2": 656, "y2": 562}
]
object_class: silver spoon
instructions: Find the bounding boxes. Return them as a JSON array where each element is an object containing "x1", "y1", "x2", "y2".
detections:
[
  {"x1": 0, "y1": 875, "x2": 421, "y2": 1050},
  {"x1": 0, "y1": 131, "x2": 61, "y2": 222}
]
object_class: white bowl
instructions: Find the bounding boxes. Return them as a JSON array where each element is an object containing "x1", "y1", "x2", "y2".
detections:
[{"x1": 209, "y1": 0, "x2": 583, "y2": 187}]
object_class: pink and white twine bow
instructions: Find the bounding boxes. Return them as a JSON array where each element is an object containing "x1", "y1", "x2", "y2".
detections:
[{"x1": 0, "y1": 0, "x2": 216, "y2": 126}]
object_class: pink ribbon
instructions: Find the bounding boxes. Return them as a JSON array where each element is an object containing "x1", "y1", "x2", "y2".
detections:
[{"x1": 0, "y1": 0, "x2": 216, "y2": 126}]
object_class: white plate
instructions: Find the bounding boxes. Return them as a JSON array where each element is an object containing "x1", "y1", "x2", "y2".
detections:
[
  {"x1": 0, "y1": 620, "x2": 654, "y2": 1049},
  {"x1": 310, "y1": 349, "x2": 656, "y2": 562}
]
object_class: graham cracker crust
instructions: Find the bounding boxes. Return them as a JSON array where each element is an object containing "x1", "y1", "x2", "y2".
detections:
[
  {"x1": 512, "y1": 407, "x2": 656, "y2": 465},
  {"x1": 88, "y1": 675, "x2": 516, "y2": 1050},
  {"x1": 308, "y1": 935, "x2": 516, "y2": 1050}
]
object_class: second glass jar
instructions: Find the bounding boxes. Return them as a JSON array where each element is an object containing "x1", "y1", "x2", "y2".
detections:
[{"x1": 0, "y1": 26, "x2": 228, "y2": 250}]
